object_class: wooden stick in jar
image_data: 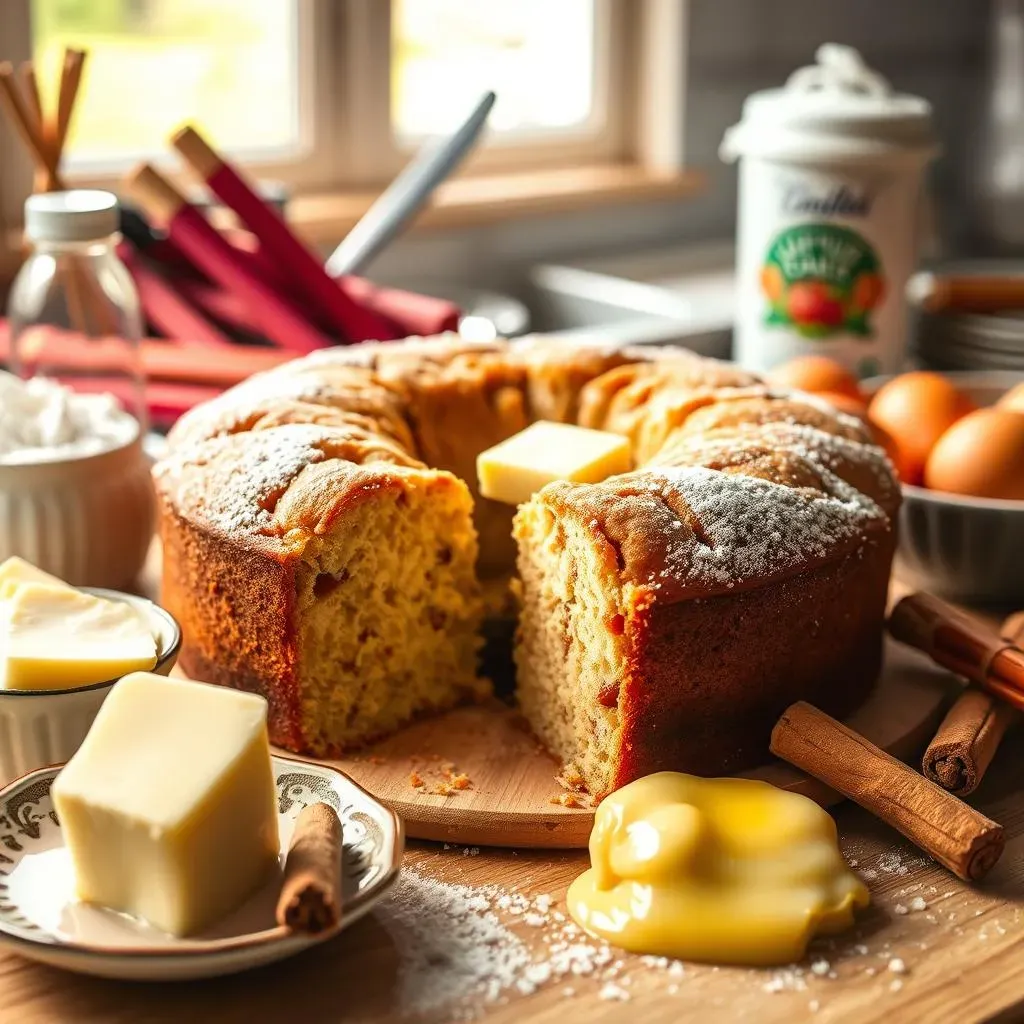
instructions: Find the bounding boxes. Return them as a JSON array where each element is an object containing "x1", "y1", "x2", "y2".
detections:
[
  {"x1": 0, "y1": 63, "x2": 63, "y2": 187},
  {"x1": 55, "y1": 49, "x2": 86, "y2": 155},
  {"x1": 771, "y1": 702, "x2": 1004, "y2": 881},
  {"x1": 276, "y1": 802, "x2": 343, "y2": 934},
  {"x1": 920, "y1": 611, "x2": 1024, "y2": 796}
]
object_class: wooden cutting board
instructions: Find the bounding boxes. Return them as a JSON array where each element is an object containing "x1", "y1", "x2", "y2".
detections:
[{"x1": 292, "y1": 638, "x2": 952, "y2": 849}]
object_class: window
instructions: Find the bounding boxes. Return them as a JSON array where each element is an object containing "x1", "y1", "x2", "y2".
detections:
[
  {"x1": 391, "y1": 0, "x2": 602, "y2": 143},
  {"x1": 1, "y1": 1, "x2": 687, "y2": 232},
  {"x1": 31, "y1": 0, "x2": 302, "y2": 166}
]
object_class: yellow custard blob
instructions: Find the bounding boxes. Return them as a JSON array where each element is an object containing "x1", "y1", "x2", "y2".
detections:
[{"x1": 567, "y1": 772, "x2": 869, "y2": 966}]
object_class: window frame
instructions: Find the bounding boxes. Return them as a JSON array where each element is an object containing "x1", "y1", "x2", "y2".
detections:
[{"x1": 0, "y1": 0, "x2": 690, "y2": 245}]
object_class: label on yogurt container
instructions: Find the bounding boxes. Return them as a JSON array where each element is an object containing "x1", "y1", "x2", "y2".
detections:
[
  {"x1": 733, "y1": 161, "x2": 920, "y2": 376},
  {"x1": 760, "y1": 223, "x2": 885, "y2": 339}
]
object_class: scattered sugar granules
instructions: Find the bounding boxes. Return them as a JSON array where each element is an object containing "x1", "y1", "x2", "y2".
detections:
[
  {"x1": 372, "y1": 868, "x2": 696, "y2": 1017},
  {"x1": 372, "y1": 843, "x2": 947, "y2": 1019},
  {"x1": 599, "y1": 982, "x2": 630, "y2": 1002},
  {"x1": 375, "y1": 869, "x2": 532, "y2": 1017}
]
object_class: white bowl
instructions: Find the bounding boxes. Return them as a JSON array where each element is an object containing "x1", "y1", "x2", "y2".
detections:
[
  {"x1": 0, "y1": 433, "x2": 155, "y2": 589},
  {"x1": 863, "y1": 371, "x2": 1024, "y2": 604},
  {"x1": 0, "y1": 590, "x2": 181, "y2": 785}
]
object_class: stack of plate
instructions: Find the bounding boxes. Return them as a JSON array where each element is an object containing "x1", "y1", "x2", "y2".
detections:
[{"x1": 915, "y1": 309, "x2": 1024, "y2": 371}]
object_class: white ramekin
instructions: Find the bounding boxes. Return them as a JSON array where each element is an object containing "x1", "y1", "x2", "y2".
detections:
[
  {"x1": 0, "y1": 590, "x2": 181, "y2": 785},
  {"x1": 0, "y1": 433, "x2": 154, "y2": 589},
  {"x1": 863, "y1": 372, "x2": 1024, "y2": 604}
]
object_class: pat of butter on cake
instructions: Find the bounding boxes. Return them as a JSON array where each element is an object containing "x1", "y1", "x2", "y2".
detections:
[
  {"x1": 0, "y1": 582, "x2": 157, "y2": 690},
  {"x1": 52, "y1": 673, "x2": 281, "y2": 937},
  {"x1": 477, "y1": 421, "x2": 630, "y2": 505}
]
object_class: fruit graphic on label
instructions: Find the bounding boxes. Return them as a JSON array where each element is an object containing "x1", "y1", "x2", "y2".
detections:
[
  {"x1": 760, "y1": 265, "x2": 785, "y2": 304},
  {"x1": 850, "y1": 271, "x2": 885, "y2": 314},
  {"x1": 761, "y1": 224, "x2": 884, "y2": 339},
  {"x1": 786, "y1": 282, "x2": 845, "y2": 329}
]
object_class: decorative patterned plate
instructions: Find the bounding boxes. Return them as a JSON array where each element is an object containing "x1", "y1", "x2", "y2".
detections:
[{"x1": 0, "y1": 755, "x2": 404, "y2": 981}]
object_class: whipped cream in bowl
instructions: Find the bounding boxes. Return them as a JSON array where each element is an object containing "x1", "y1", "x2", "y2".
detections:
[
  {"x1": 0, "y1": 373, "x2": 154, "y2": 588},
  {"x1": 0, "y1": 372, "x2": 139, "y2": 465}
]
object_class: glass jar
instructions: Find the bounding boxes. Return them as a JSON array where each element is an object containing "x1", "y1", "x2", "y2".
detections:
[{"x1": 7, "y1": 190, "x2": 147, "y2": 433}]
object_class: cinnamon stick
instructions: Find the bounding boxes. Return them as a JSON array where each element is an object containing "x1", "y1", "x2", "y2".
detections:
[
  {"x1": 921, "y1": 689, "x2": 1016, "y2": 795},
  {"x1": 920, "y1": 612, "x2": 1024, "y2": 795},
  {"x1": 0, "y1": 63, "x2": 63, "y2": 187},
  {"x1": 276, "y1": 803, "x2": 343, "y2": 934},
  {"x1": 889, "y1": 593, "x2": 1024, "y2": 713},
  {"x1": 771, "y1": 702, "x2": 1004, "y2": 881},
  {"x1": 19, "y1": 63, "x2": 52, "y2": 194},
  {"x1": 55, "y1": 49, "x2": 85, "y2": 155}
]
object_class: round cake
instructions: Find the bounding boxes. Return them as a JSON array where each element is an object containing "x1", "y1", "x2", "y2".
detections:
[{"x1": 154, "y1": 336, "x2": 899, "y2": 797}]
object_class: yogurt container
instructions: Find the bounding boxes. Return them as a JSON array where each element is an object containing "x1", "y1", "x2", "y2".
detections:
[{"x1": 721, "y1": 44, "x2": 939, "y2": 376}]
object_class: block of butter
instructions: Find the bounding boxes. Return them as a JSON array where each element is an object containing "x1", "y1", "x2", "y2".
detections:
[
  {"x1": 477, "y1": 421, "x2": 631, "y2": 505},
  {"x1": 52, "y1": 673, "x2": 281, "y2": 937},
  {"x1": 0, "y1": 556, "x2": 65, "y2": 601},
  {"x1": 0, "y1": 582, "x2": 157, "y2": 690}
]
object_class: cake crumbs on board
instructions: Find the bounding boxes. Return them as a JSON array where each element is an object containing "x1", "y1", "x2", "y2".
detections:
[
  {"x1": 406, "y1": 758, "x2": 475, "y2": 797},
  {"x1": 550, "y1": 792, "x2": 584, "y2": 809}
]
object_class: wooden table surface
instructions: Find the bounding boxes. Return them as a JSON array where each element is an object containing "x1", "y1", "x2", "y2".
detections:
[
  {"x1": 3, "y1": 564, "x2": 1021, "y2": 1022},
  {"x1": 1, "y1": 727, "x2": 1023, "y2": 1023}
]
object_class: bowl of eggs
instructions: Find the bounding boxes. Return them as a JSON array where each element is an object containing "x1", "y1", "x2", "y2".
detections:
[{"x1": 768, "y1": 356, "x2": 1024, "y2": 604}]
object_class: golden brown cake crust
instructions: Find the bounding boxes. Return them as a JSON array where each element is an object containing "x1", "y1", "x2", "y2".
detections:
[
  {"x1": 157, "y1": 334, "x2": 900, "y2": 782},
  {"x1": 613, "y1": 540, "x2": 891, "y2": 784}
]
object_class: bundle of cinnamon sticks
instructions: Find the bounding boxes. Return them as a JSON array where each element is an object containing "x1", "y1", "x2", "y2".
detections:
[
  {"x1": 771, "y1": 593, "x2": 1024, "y2": 884},
  {"x1": 0, "y1": 48, "x2": 83, "y2": 194},
  {"x1": 0, "y1": 48, "x2": 117, "y2": 336}
]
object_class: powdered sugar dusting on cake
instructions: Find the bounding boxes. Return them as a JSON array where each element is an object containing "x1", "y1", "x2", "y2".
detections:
[
  {"x1": 750, "y1": 423, "x2": 898, "y2": 504},
  {"x1": 158, "y1": 424, "x2": 332, "y2": 535},
  {"x1": 642, "y1": 465, "x2": 885, "y2": 590}
]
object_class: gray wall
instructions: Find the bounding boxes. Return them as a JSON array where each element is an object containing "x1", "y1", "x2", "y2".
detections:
[{"x1": 368, "y1": 0, "x2": 991, "y2": 297}]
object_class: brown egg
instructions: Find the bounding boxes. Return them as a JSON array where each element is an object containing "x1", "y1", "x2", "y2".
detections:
[
  {"x1": 867, "y1": 420, "x2": 918, "y2": 484},
  {"x1": 804, "y1": 391, "x2": 914, "y2": 481},
  {"x1": 924, "y1": 408, "x2": 1024, "y2": 499},
  {"x1": 867, "y1": 372, "x2": 976, "y2": 486},
  {"x1": 997, "y1": 381, "x2": 1024, "y2": 414},
  {"x1": 768, "y1": 355, "x2": 863, "y2": 400}
]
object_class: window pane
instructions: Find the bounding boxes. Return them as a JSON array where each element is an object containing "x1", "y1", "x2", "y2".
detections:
[
  {"x1": 391, "y1": 0, "x2": 597, "y2": 140},
  {"x1": 31, "y1": 0, "x2": 300, "y2": 166}
]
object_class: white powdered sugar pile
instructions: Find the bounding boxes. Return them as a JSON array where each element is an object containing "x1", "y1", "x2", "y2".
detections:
[
  {"x1": 0, "y1": 371, "x2": 137, "y2": 462},
  {"x1": 376, "y1": 870, "x2": 532, "y2": 1016},
  {"x1": 374, "y1": 867, "x2": 686, "y2": 1019}
]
